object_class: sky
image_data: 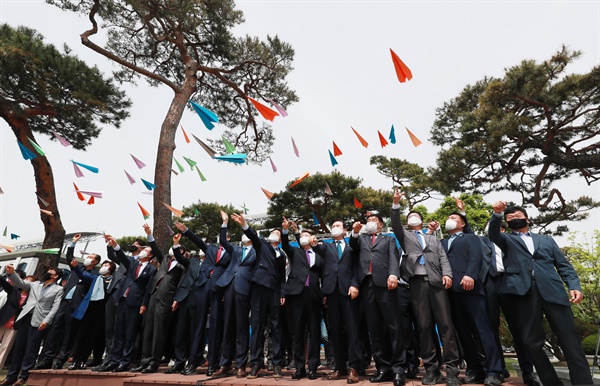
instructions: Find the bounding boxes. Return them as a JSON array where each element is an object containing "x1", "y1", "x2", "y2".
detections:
[{"x1": 0, "y1": 0, "x2": 599, "y2": 248}]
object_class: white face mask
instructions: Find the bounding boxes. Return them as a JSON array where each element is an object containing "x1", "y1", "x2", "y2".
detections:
[
  {"x1": 83, "y1": 258, "x2": 94, "y2": 267},
  {"x1": 138, "y1": 251, "x2": 149, "y2": 259},
  {"x1": 407, "y1": 216, "x2": 422, "y2": 227},
  {"x1": 445, "y1": 219, "x2": 457, "y2": 231},
  {"x1": 241, "y1": 234, "x2": 251, "y2": 243},
  {"x1": 267, "y1": 233, "x2": 280, "y2": 243},
  {"x1": 299, "y1": 236, "x2": 310, "y2": 246},
  {"x1": 99, "y1": 266, "x2": 110, "y2": 275},
  {"x1": 330, "y1": 227, "x2": 344, "y2": 238},
  {"x1": 365, "y1": 222, "x2": 378, "y2": 234}
]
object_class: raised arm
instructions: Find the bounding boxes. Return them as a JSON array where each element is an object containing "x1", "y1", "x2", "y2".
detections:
[
  {"x1": 391, "y1": 188, "x2": 407, "y2": 249},
  {"x1": 66, "y1": 233, "x2": 80, "y2": 264},
  {"x1": 175, "y1": 222, "x2": 207, "y2": 252},
  {"x1": 232, "y1": 213, "x2": 262, "y2": 251},
  {"x1": 489, "y1": 202, "x2": 508, "y2": 250},
  {"x1": 281, "y1": 216, "x2": 295, "y2": 259},
  {"x1": 219, "y1": 211, "x2": 235, "y2": 256},
  {"x1": 172, "y1": 233, "x2": 189, "y2": 268},
  {"x1": 7, "y1": 266, "x2": 31, "y2": 291},
  {"x1": 144, "y1": 224, "x2": 165, "y2": 264},
  {"x1": 70, "y1": 259, "x2": 94, "y2": 285},
  {"x1": 105, "y1": 235, "x2": 130, "y2": 269}
]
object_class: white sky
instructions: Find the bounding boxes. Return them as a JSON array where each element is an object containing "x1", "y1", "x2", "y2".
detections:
[{"x1": 0, "y1": 0, "x2": 599, "y2": 247}]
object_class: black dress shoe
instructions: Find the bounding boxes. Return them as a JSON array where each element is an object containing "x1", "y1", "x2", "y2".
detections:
[
  {"x1": 483, "y1": 374, "x2": 502, "y2": 386},
  {"x1": 308, "y1": 370, "x2": 319, "y2": 380},
  {"x1": 463, "y1": 372, "x2": 486, "y2": 384},
  {"x1": 272, "y1": 365, "x2": 283, "y2": 378},
  {"x1": 206, "y1": 366, "x2": 217, "y2": 376},
  {"x1": 52, "y1": 360, "x2": 64, "y2": 370},
  {"x1": 370, "y1": 371, "x2": 392, "y2": 383},
  {"x1": 34, "y1": 362, "x2": 52, "y2": 370},
  {"x1": 86, "y1": 359, "x2": 102, "y2": 367},
  {"x1": 247, "y1": 365, "x2": 262, "y2": 379},
  {"x1": 406, "y1": 367, "x2": 418, "y2": 379},
  {"x1": 96, "y1": 362, "x2": 118, "y2": 372},
  {"x1": 181, "y1": 364, "x2": 198, "y2": 376},
  {"x1": 523, "y1": 372, "x2": 542, "y2": 386},
  {"x1": 112, "y1": 364, "x2": 129, "y2": 373},
  {"x1": 292, "y1": 368, "x2": 307, "y2": 379},
  {"x1": 142, "y1": 364, "x2": 159, "y2": 374},
  {"x1": 68, "y1": 362, "x2": 86, "y2": 371},
  {"x1": 130, "y1": 363, "x2": 147, "y2": 373},
  {"x1": 394, "y1": 373, "x2": 406, "y2": 386},
  {"x1": 164, "y1": 364, "x2": 185, "y2": 374}
]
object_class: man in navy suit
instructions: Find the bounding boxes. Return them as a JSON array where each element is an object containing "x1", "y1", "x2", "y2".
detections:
[
  {"x1": 212, "y1": 211, "x2": 257, "y2": 378},
  {"x1": 490, "y1": 202, "x2": 592, "y2": 386},
  {"x1": 281, "y1": 217, "x2": 323, "y2": 380},
  {"x1": 350, "y1": 213, "x2": 407, "y2": 386},
  {"x1": 441, "y1": 213, "x2": 503, "y2": 386},
  {"x1": 313, "y1": 221, "x2": 361, "y2": 384},
  {"x1": 96, "y1": 234, "x2": 157, "y2": 373}
]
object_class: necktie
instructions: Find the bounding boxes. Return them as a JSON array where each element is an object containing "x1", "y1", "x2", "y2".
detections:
[
  {"x1": 305, "y1": 250, "x2": 311, "y2": 286},
  {"x1": 125, "y1": 263, "x2": 142, "y2": 297},
  {"x1": 448, "y1": 234, "x2": 458, "y2": 248},
  {"x1": 371, "y1": 234, "x2": 376, "y2": 246},
  {"x1": 241, "y1": 247, "x2": 247, "y2": 262},
  {"x1": 415, "y1": 231, "x2": 425, "y2": 265},
  {"x1": 216, "y1": 246, "x2": 223, "y2": 263},
  {"x1": 336, "y1": 241, "x2": 343, "y2": 260}
]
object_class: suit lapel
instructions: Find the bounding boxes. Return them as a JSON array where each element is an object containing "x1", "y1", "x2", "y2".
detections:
[{"x1": 511, "y1": 233, "x2": 532, "y2": 255}]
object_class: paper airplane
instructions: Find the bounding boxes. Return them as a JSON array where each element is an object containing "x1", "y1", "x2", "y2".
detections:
[
  {"x1": 80, "y1": 250, "x2": 91, "y2": 256},
  {"x1": 191, "y1": 134, "x2": 218, "y2": 158},
  {"x1": 406, "y1": 127, "x2": 422, "y2": 147},
  {"x1": 0, "y1": 186, "x2": 3, "y2": 194},
  {"x1": 164, "y1": 203, "x2": 184, "y2": 217},
  {"x1": 378, "y1": 131, "x2": 389, "y2": 148},
  {"x1": 31, "y1": 248, "x2": 60, "y2": 254},
  {"x1": 173, "y1": 158, "x2": 185, "y2": 173},
  {"x1": 270, "y1": 100, "x2": 288, "y2": 117},
  {"x1": 10, "y1": 233, "x2": 19, "y2": 240},
  {"x1": 28, "y1": 138, "x2": 45, "y2": 156},
  {"x1": 141, "y1": 179, "x2": 156, "y2": 191},
  {"x1": 389, "y1": 125, "x2": 396, "y2": 144},
  {"x1": 76, "y1": 190, "x2": 103, "y2": 198},
  {"x1": 51, "y1": 131, "x2": 72, "y2": 147},
  {"x1": 195, "y1": 166, "x2": 207, "y2": 181},
  {"x1": 138, "y1": 202, "x2": 151, "y2": 220},
  {"x1": 73, "y1": 183, "x2": 85, "y2": 201},
  {"x1": 325, "y1": 182, "x2": 333, "y2": 196},
  {"x1": 181, "y1": 126, "x2": 191, "y2": 143},
  {"x1": 190, "y1": 100, "x2": 219, "y2": 130},
  {"x1": 73, "y1": 163, "x2": 84, "y2": 178},
  {"x1": 261, "y1": 187, "x2": 274, "y2": 200},
  {"x1": 87, "y1": 196, "x2": 95, "y2": 205},
  {"x1": 328, "y1": 150, "x2": 338, "y2": 167},
  {"x1": 291, "y1": 137, "x2": 300, "y2": 157},
  {"x1": 354, "y1": 197, "x2": 362, "y2": 209},
  {"x1": 183, "y1": 156, "x2": 198, "y2": 170},
  {"x1": 171, "y1": 169, "x2": 179, "y2": 176},
  {"x1": 241, "y1": 203, "x2": 249, "y2": 214},
  {"x1": 212, "y1": 154, "x2": 247, "y2": 164},
  {"x1": 17, "y1": 141, "x2": 37, "y2": 160},
  {"x1": 351, "y1": 127, "x2": 369, "y2": 148},
  {"x1": 312, "y1": 212, "x2": 320, "y2": 225},
  {"x1": 289, "y1": 172, "x2": 309, "y2": 189},
  {"x1": 222, "y1": 136, "x2": 237, "y2": 154},
  {"x1": 124, "y1": 170, "x2": 136, "y2": 185},
  {"x1": 37, "y1": 195, "x2": 49, "y2": 207},
  {"x1": 390, "y1": 48, "x2": 413, "y2": 83},
  {"x1": 248, "y1": 97, "x2": 279, "y2": 121},
  {"x1": 71, "y1": 160, "x2": 99, "y2": 174},
  {"x1": 332, "y1": 141, "x2": 342, "y2": 156},
  {"x1": 130, "y1": 154, "x2": 146, "y2": 169},
  {"x1": 269, "y1": 157, "x2": 278, "y2": 173},
  {"x1": 167, "y1": 225, "x2": 175, "y2": 236},
  {"x1": 40, "y1": 208, "x2": 54, "y2": 216},
  {"x1": 0, "y1": 244, "x2": 15, "y2": 253},
  {"x1": 2, "y1": 226, "x2": 6, "y2": 237}
]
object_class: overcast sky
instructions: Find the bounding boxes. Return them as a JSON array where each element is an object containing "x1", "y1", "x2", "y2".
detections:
[{"x1": 1, "y1": 0, "x2": 598, "y2": 248}]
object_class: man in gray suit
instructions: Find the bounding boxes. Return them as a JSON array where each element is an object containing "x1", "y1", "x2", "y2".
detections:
[
  {"x1": 489, "y1": 202, "x2": 592, "y2": 386},
  {"x1": 0, "y1": 265, "x2": 64, "y2": 386},
  {"x1": 390, "y1": 189, "x2": 460, "y2": 386}
]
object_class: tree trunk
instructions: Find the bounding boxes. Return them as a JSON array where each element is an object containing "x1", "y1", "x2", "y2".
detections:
[
  {"x1": 152, "y1": 82, "x2": 197, "y2": 253},
  {"x1": 4, "y1": 113, "x2": 66, "y2": 277}
]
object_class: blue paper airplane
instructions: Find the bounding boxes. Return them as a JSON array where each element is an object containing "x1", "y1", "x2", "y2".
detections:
[{"x1": 189, "y1": 100, "x2": 219, "y2": 130}]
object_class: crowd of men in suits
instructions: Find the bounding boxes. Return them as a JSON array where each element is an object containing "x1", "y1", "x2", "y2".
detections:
[{"x1": 0, "y1": 191, "x2": 594, "y2": 386}]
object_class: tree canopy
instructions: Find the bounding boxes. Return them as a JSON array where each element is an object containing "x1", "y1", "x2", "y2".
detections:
[
  {"x1": 0, "y1": 24, "x2": 130, "y2": 275},
  {"x1": 430, "y1": 47, "x2": 599, "y2": 235}
]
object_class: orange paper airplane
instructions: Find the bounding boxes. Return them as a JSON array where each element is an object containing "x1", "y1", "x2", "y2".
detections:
[
  {"x1": 87, "y1": 196, "x2": 95, "y2": 205},
  {"x1": 40, "y1": 208, "x2": 54, "y2": 216},
  {"x1": 73, "y1": 183, "x2": 85, "y2": 201},
  {"x1": 405, "y1": 127, "x2": 422, "y2": 147},
  {"x1": 351, "y1": 127, "x2": 369, "y2": 148},
  {"x1": 390, "y1": 48, "x2": 413, "y2": 83},
  {"x1": 137, "y1": 202, "x2": 151, "y2": 220},
  {"x1": 332, "y1": 141, "x2": 342, "y2": 156},
  {"x1": 261, "y1": 187, "x2": 274, "y2": 200},
  {"x1": 164, "y1": 203, "x2": 184, "y2": 217},
  {"x1": 181, "y1": 126, "x2": 190, "y2": 144},
  {"x1": 248, "y1": 97, "x2": 279, "y2": 122},
  {"x1": 289, "y1": 172, "x2": 310, "y2": 189},
  {"x1": 378, "y1": 131, "x2": 389, "y2": 148}
]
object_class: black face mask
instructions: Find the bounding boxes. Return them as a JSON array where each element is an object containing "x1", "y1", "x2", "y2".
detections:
[
  {"x1": 128, "y1": 245, "x2": 139, "y2": 253},
  {"x1": 42, "y1": 272, "x2": 52, "y2": 282},
  {"x1": 507, "y1": 218, "x2": 528, "y2": 230}
]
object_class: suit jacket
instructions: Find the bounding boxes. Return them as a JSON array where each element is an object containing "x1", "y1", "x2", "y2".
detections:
[
  {"x1": 391, "y1": 208, "x2": 452, "y2": 288},
  {"x1": 8, "y1": 273, "x2": 63, "y2": 327},
  {"x1": 313, "y1": 239, "x2": 359, "y2": 296},
  {"x1": 281, "y1": 232, "x2": 322, "y2": 302},
  {"x1": 441, "y1": 233, "x2": 485, "y2": 295},
  {"x1": 244, "y1": 226, "x2": 286, "y2": 294},
  {"x1": 172, "y1": 248, "x2": 201, "y2": 303},
  {"x1": 489, "y1": 213, "x2": 581, "y2": 306},
  {"x1": 216, "y1": 226, "x2": 257, "y2": 296},
  {"x1": 349, "y1": 232, "x2": 400, "y2": 287},
  {"x1": 182, "y1": 229, "x2": 231, "y2": 291},
  {"x1": 109, "y1": 247, "x2": 157, "y2": 308},
  {"x1": 147, "y1": 240, "x2": 184, "y2": 299},
  {"x1": 0, "y1": 276, "x2": 22, "y2": 326},
  {"x1": 66, "y1": 246, "x2": 99, "y2": 309},
  {"x1": 106, "y1": 249, "x2": 127, "y2": 297}
]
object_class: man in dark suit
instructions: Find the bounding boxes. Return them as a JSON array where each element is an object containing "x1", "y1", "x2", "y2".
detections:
[
  {"x1": 281, "y1": 217, "x2": 323, "y2": 380},
  {"x1": 391, "y1": 189, "x2": 460, "y2": 386},
  {"x1": 440, "y1": 213, "x2": 503, "y2": 386},
  {"x1": 212, "y1": 211, "x2": 256, "y2": 378},
  {"x1": 350, "y1": 213, "x2": 407, "y2": 386},
  {"x1": 173, "y1": 221, "x2": 231, "y2": 376},
  {"x1": 313, "y1": 220, "x2": 361, "y2": 384},
  {"x1": 95, "y1": 234, "x2": 157, "y2": 372},
  {"x1": 232, "y1": 213, "x2": 286, "y2": 379},
  {"x1": 490, "y1": 202, "x2": 593, "y2": 386},
  {"x1": 132, "y1": 224, "x2": 184, "y2": 373}
]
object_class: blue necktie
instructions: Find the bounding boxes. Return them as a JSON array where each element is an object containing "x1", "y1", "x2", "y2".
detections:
[
  {"x1": 241, "y1": 247, "x2": 247, "y2": 262},
  {"x1": 415, "y1": 231, "x2": 425, "y2": 265},
  {"x1": 448, "y1": 234, "x2": 458, "y2": 248},
  {"x1": 336, "y1": 241, "x2": 343, "y2": 260}
]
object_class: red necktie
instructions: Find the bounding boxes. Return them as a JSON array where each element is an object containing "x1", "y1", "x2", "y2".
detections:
[
  {"x1": 125, "y1": 263, "x2": 142, "y2": 297},
  {"x1": 211, "y1": 246, "x2": 223, "y2": 276},
  {"x1": 369, "y1": 235, "x2": 376, "y2": 273}
]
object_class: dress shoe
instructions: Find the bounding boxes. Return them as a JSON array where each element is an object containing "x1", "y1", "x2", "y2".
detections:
[
  {"x1": 523, "y1": 372, "x2": 542, "y2": 386},
  {"x1": 34, "y1": 362, "x2": 52, "y2": 370},
  {"x1": 446, "y1": 374, "x2": 460, "y2": 386},
  {"x1": 347, "y1": 368, "x2": 359, "y2": 384},
  {"x1": 502, "y1": 369, "x2": 510, "y2": 380},
  {"x1": 0, "y1": 379, "x2": 16, "y2": 386},
  {"x1": 464, "y1": 372, "x2": 486, "y2": 384},
  {"x1": 308, "y1": 369, "x2": 319, "y2": 380},
  {"x1": 206, "y1": 366, "x2": 218, "y2": 376},
  {"x1": 68, "y1": 362, "x2": 86, "y2": 371},
  {"x1": 181, "y1": 364, "x2": 198, "y2": 376},
  {"x1": 112, "y1": 364, "x2": 129, "y2": 373},
  {"x1": 406, "y1": 367, "x2": 418, "y2": 379},
  {"x1": 421, "y1": 370, "x2": 443, "y2": 385},
  {"x1": 328, "y1": 370, "x2": 347, "y2": 380},
  {"x1": 86, "y1": 359, "x2": 102, "y2": 367},
  {"x1": 52, "y1": 360, "x2": 64, "y2": 370},
  {"x1": 483, "y1": 374, "x2": 503, "y2": 386},
  {"x1": 12, "y1": 380, "x2": 26, "y2": 386},
  {"x1": 164, "y1": 365, "x2": 184, "y2": 374},
  {"x1": 247, "y1": 365, "x2": 262, "y2": 379},
  {"x1": 130, "y1": 363, "x2": 147, "y2": 373},
  {"x1": 394, "y1": 373, "x2": 406, "y2": 386},
  {"x1": 272, "y1": 365, "x2": 283, "y2": 378},
  {"x1": 287, "y1": 361, "x2": 297, "y2": 370},
  {"x1": 370, "y1": 371, "x2": 392, "y2": 383},
  {"x1": 267, "y1": 361, "x2": 274, "y2": 372},
  {"x1": 95, "y1": 362, "x2": 118, "y2": 372},
  {"x1": 236, "y1": 368, "x2": 247, "y2": 378},
  {"x1": 292, "y1": 368, "x2": 307, "y2": 379},
  {"x1": 142, "y1": 363, "x2": 159, "y2": 374},
  {"x1": 212, "y1": 365, "x2": 232, "y2": 377}
]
